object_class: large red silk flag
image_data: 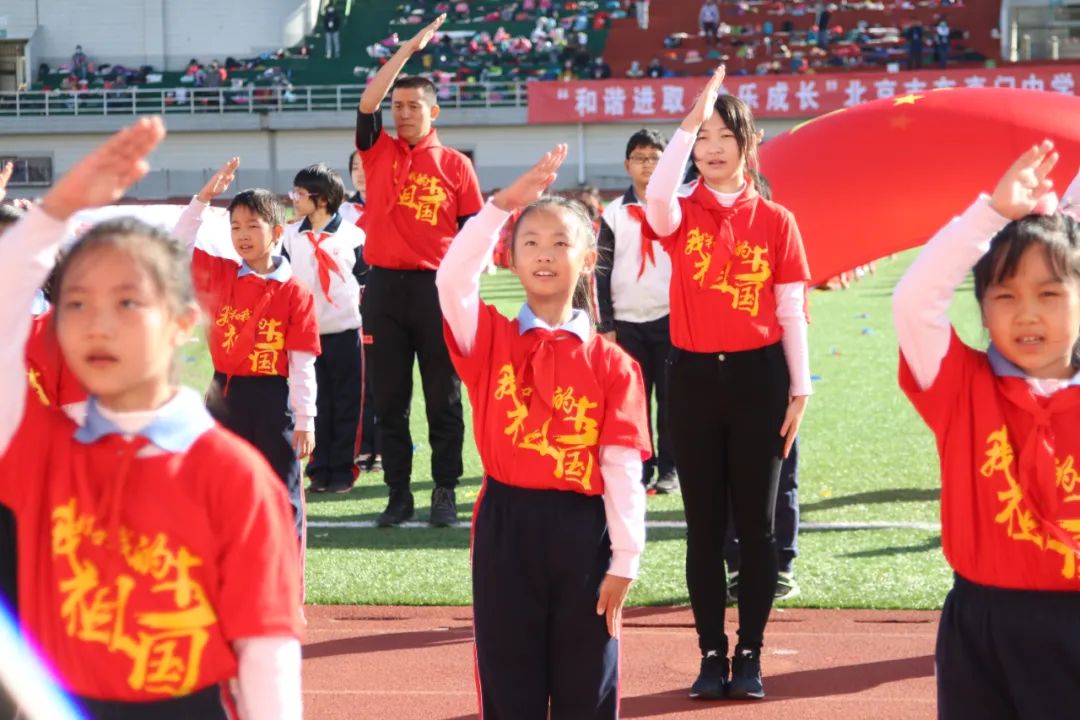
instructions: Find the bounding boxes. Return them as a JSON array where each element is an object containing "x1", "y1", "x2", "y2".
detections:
[{"x1": 757, "y1": 87, "x2": 1080, "y2": 286}]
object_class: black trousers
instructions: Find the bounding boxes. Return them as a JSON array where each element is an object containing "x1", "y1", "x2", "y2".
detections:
[
  {"x1": 937, "y1": 574, "x2": 1080, "y2": 720},
  {"x1": 614, "y1": 316, "x2": 675, "y2": 481},
  {"x1": 361, "y1": 267, "x2": 463, "y2": 491},
  {"x1": 725, "y1": 435, "x2": 799, "y2": 574},
  {"x1": 472, "y1": 478, "x2": 618, "y2": 720},
  {"x1": 207, "y1": 373, "x2": 302, "y2": 538},
  {"x1": 668, "y1": 343, "x2": 789, "y2": 655},
  {"x1": 72, "y1": 684, "x2": 229, "y2": 720},
  {"x1": 358, "y1": 335, "x2": 381, "y2": 457},
  {"x1": 306, "y1": 329, "x2": 363, "y2": 487}
]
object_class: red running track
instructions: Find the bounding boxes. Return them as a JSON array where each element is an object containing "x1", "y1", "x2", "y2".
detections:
[{"x1": 302, "y1": 605, "x2": 938, "y2": 719}]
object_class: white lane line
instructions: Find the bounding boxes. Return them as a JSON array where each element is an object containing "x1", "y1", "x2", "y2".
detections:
[{"x1": 308, "y1": 520, "x2": 942, "y2": 531}]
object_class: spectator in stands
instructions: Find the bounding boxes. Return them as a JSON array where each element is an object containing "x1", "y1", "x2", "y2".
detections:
[
  {"x1": 184, "y1": 58, "x2": 201, "y2": 77},
  {"x1": 699, "y1": 0, "x2": 721, "y2": 47},
  {"x1": 325, "y1": 5, "x2": 342, "y2": 60},
  {"x1": 626, "y1": 60, "x2": 645, "y2": 78},
  {"x1": 934, "y1": 16, "x2": 950, "y2": 68},
  {"x1": 647, "y1": 57, "x2": 666, "y2": 78},
  {"x1": 204, "y1": 61, "x2": 225, "y2": 88},
  {"x1": 904, "y1": 20, "x2": 925, "y2": 69},
  {"x1": 815, "y1": 2, "x2": 831, "y2": 47},
  {"x1": 71, "y1": 45, "x2": 89, "y2": 81},
  {"x1": 590, "y1": 56, "x2": 613, "y2": 80},
  {"x1": 558, "y1": 60, "x2": 577, "y2": 81},
  {"x1": 636, "y1": 0, "x2": 650, "y2": 30}
]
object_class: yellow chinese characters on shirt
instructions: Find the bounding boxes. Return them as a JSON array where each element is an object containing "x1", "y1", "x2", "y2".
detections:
[
  {"x1": 248, "y1": 318, "x2": 285, "y2": 375},
  {"x1": 982, "y1": 426, "x2": 1080, "y2": 580},
  {"x1": 52, "y1": 498, "x2": 217, "y2": 696},
  {"x1": 398, "y1": 171, "x2": 448, "y2": 226},
  {"x1": 685, "y1": 229, "x2": 772, "y2": 317},
  {"x1": 215, "y1": 305, "x2": 251, "y2": 354},
  {"x1": 495, "y1": 365, "x2": 600, "y2": 491}
]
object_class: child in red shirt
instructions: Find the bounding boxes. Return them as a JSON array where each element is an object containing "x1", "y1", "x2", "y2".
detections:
[
  {"x1": 0, "y1": 119, "x2": 303, "y2": 718},
  {"x1": 645, "y1": 66, "x2": 812, "y2": 700},
  {"x1": 894, "y1": 141, "x2": 1080, "y2": 719},
  {"x1": 437, "y1": 146, "x2": 652, "y2": 719},
  {"x1": 173, "y1": 160, "x2": 322, "y2": 541}
]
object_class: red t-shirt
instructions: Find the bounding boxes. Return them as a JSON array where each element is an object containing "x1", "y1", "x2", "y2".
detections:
[
  {"x1": 191, "y1": 250, "x2": 321, "y2": 377},
  {"x1": 900, "y1": 330, "x2": 1080, "y2": 591},
  {"x1": 0, "y1": 401, "x2": 302, "y2": 701},
  {"x1": 659, "y1": 182, "x2": 809, "y2": 353},
  {"x1": 25, "y1": 310, "x2": 85, "y2": 407},
  {"x1": 444, "y1": 303, "x2": 651, "y2": 495},
  {"x1": 360, "y1": 128, "x2": 484, "y2": 270}
]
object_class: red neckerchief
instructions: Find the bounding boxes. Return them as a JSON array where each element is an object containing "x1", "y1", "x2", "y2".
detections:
[
  {"x1": 688, "y1": 177, "x2": 759, "y2": 268},
  {"x1": 517, "y1": 328, "x2": 579, "y2": 419},
  {"x1": 997, "y1": 377, "x2": 1080, "y2": 559},
  {"x1": 379, "y1": 129, "x2": 446, "y2": 255},
  {"x1": 624, "y1": 204, "x2": 659, "y2": 279},
  {"x1": 304, "y1": 230, "x2": 345, "y2": 304}
]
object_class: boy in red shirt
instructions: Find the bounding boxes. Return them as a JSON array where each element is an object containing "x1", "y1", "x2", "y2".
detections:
[{"x1": 355, "y1": 13, "x2": 484, "y2": 527}]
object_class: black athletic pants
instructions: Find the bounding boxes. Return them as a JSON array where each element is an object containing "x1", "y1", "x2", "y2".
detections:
[
  {"x1": 614, "y1": 316, "x2": 675, "y2": 481},
  {"x1": 361, "y1": 267, "x2": 463, "y2": 492},
  {"x1": 72, "y1": 684, "x2": 230, "y2": 719},
  {"x1": 725, "y1": 435, "x2": 799, "y2": 574},
  {"x1": 207, "y1": 373, "x2": 302, "y2": 537},
  {"x1": 472, "y1": 477, "x2": 618, "y2": 719},
  {"x1": 668, "y1": 343, "x2": 789, "y2": 655},
  {"x1": 306, "y1": 329, "x2": 363, "y2": 488},
  {"x1": 937, "y1": 574, "x2": 1080, "y2": 720}
]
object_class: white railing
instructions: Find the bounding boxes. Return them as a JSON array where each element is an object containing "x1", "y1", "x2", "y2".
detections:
[{"x1": 0, "y1": 81, "x2": 528, "y2": 118}]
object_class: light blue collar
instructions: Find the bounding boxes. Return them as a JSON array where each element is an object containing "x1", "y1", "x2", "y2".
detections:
[
  {"x1": 987, "y1": 344, "x2": 1080, "y2": 386},
  {"x1": 73, "y1": 387, "x2": 215, "y2": 452},
  {"x1": 516, "y1": 304, "x2": 591, "y2": 343},
  {"x1": 237, "y1": 255, "x2": 292, "y2": 282},
  {"x1": 30, "y1": 289, "x2": 50, "y2": 317}
]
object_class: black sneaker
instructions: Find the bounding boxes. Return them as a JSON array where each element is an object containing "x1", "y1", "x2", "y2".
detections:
[
  {"x1": 307, "y1": 477, "x2": 329, "y2": 494},
  {"x1": 689, "y1": 651, "x2": 729, "y2": 700},
  {"x1": 654, "y1": 471, "x2": 681, "y2": 495},
  {"x1": 728, "y1": 646, "x2": 765, "y2": 700},
  {"x1": 327, "y1": 478, "x2": 355, "y2": 494},
  {"x1": 775, "y1": 570, "x2": 801, "y2": 601},
  {"x1": 429, "y1": 487, "x2": 458, "y2": 527},
  {"x1": 376, "y1": 490, "x2": 415, "y2": 527}
]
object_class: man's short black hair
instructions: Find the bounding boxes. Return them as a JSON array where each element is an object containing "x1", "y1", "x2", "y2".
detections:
[
  {"x1": 293, "y1": 163, "x2": 346, "y2": 214},
  {"x1": 625, "y1": 129, "x2": 667, "y2": 159},
  {"x1": 391, "y1": 75, "x2": 438, "y2": 105}
]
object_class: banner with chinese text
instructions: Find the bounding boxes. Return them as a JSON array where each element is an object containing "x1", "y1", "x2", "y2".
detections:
[{"x1": 526, "y1": 64, "x2": 1080, "y2": 123}]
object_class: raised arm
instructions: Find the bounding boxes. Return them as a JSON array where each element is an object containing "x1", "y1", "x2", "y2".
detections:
[
  {"x1": 893, "y1": 141, "x2": 1057, "y2": 390},
  {"x1": 0, "y1": 117, "x2": 165, "y2": 456},
  {"x1": 358, "y1": 14, "x2": 445, "y2": 113},
  {"x1": 436, "y1": 145, "x2": 567, "y2": 356},
  {"x1": 173, "y1": 157, "x2": 239, "y2": 253},
  {"x1": 645, "y1": 67, "x2": 725, "y2": 236}
]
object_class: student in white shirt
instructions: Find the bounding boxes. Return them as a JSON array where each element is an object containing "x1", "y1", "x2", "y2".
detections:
[{"x1": 283, "y1": 163, "x2": 367, "y2": 493}]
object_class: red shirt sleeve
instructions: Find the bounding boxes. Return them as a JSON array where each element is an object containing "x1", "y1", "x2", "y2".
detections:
[
  {"x1": 361, "y1": 127, "x2": 395, "y2": 166},
  {"x1": 455, "y1": 155, "x2": 485, "y2": 219},
  {"x1": 772, "y1": 207, "x2": 811, "y2": 284},
  {"x1": 898, "y1": 328, "x2": 980, "y2": 434},
  {"x1": 284, "y1": 282, "x2": 322, "y2": 355},
  {"x1": 597, "y1": 341, "x2": 653, "y2": 458},
  {"x1": 0, "y1": 399, "x2": 57, "y2": 511},
  {"x1": 443, "y1": 302, "x2": 500, "y2": 389},
  {"x1": 191, "y1": 248, "x2": 238, "y2": 311},
  {"x1": 203, "y1": 431, "x2": 303, "y2": 640}
]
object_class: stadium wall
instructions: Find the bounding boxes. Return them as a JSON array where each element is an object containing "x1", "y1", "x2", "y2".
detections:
[
  {"x1": 2, "y1": 0, "x2": 321, "y2": 73},
  {"x1": 0, "y1": 109, "x2": 799, "y2": 199}
]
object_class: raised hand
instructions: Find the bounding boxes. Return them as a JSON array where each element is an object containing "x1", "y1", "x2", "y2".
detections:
[
  {"x1": 990, "y1": 140, "x2": 1059, "y2": 220},
  {"x1": 492, "y1": 144, "x2": 568, "y2": 212},
  {"x1": 41, "y1": 117, "x2": 166, "y2": 220},
  {"x1": 680, "y1": 65, "x2": 726, "y2": 133},
  {"x1": 0, "y1": 162, "x2": 12, "y2": 203},
  {"x1": 196, "y1": 157, "x2": 240, "y2": 204},
  {"x1": 407, "y1": 13, "x2": 446, "y2": 53}
]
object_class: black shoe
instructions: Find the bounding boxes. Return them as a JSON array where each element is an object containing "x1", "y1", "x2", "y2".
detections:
[
  {"x1": 376, "y1": 490, "x2": 415, "y2": 527},
  {"x1": 689, "y1": 651, "x2": 728, "y2": 700},
  {"x1": 327, "y1": 478, "x2": 355, "y2": 494},
  {"x1": 654, "y1": 470, "x2": 681, "y2": 495},
  {"x1": 728, "y1": 646, "x2": 764, "y2": 700},
  {"x1": 307, "y1": 477, "x2": 329, "y2": 494},
  {"x1": 429, "y1": 486, "x2": 458, "y2": 527}
]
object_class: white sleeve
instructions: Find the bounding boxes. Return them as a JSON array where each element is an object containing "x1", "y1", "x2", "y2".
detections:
[
  {"x1": 233, "y1": 637, "x2": 302, "y2": 720},
  {"x1": 775, "y1": 282, "x2": 812, "y2": 397},
  {"x1": 600, "y1": 445, "x2": 646, "y2": 579},
  {"x1": 287, "y1": 351, "x2": 317, "y2": 433},
  {"x1": 173, "y1": 196, "x2": 207, "y2": 254},
  {"x1": 435, "y1": 201, "x2": 510, "y2": 357},
  {"x1": 645, "y1": 127, "x2": 694, "y2": 237},
  {"x1": 892, "y1": 194, "x2": 1009, "y2": 390},
  {"x1": 0, "y1": 206, "x2": 69, "y2": 457}
]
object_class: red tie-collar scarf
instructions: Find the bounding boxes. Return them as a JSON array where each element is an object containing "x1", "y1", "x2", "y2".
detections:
[
  {"x1": 997, "y1": 377, "x2": 1080, "y2": 561},
  {"x1": 518, "y1": 328, "x2": 581, "y2": 420},
  {"x1": 624, "y1": 204, "x2": 659, "y2": 279},
  {"x1": 688, "y1": 177, "x2": 759, "y2": 268},
  {"x1": 304, "y1": 230, "x2": 345, "y2": 304}
]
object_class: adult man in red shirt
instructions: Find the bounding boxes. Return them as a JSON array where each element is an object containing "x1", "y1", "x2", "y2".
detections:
[{"x1": 355, "y1": 14, "x2": 484, "y2": 527}]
